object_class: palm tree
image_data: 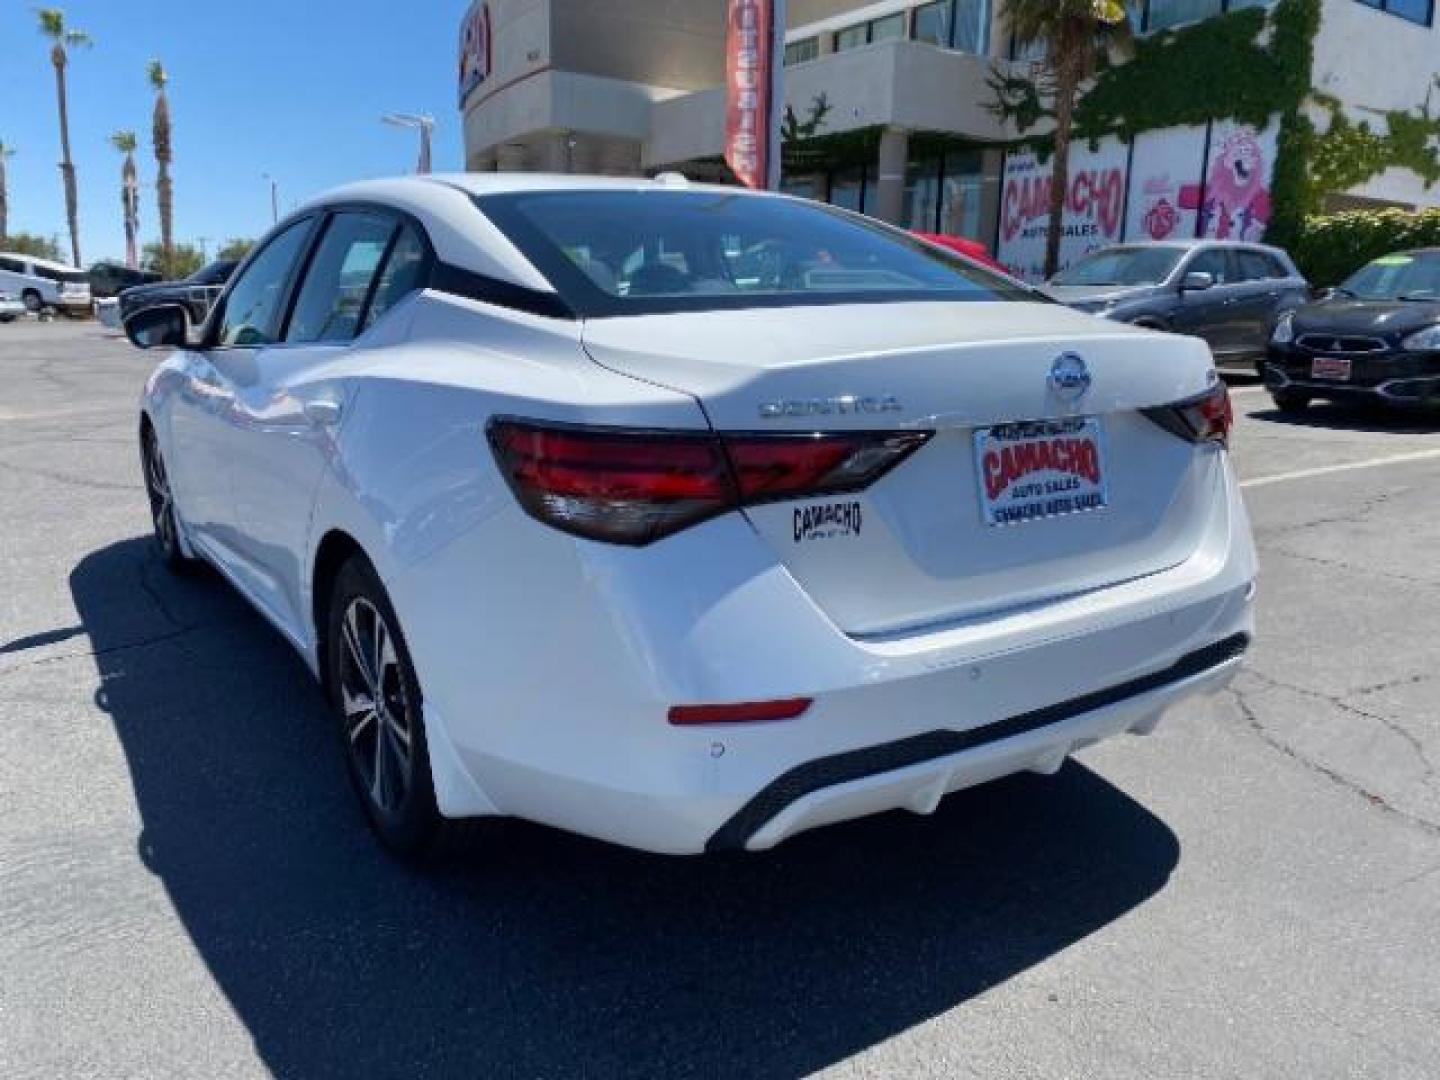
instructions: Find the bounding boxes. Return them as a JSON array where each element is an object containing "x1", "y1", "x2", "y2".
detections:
[
  {"x1": 1004, "y1": 0, "x2": 1131, "y2": 279},
  {"x1": 110, "y1": 131, "x2": 141, "y2": 271},
  {"x1": 37, "y1": 8, "x2": 92, "y2": 268},
  {"x1": 0, "y1": 140, "x2": 15, "y2": 245},
  {"x1": 148, "y1": 60, "x2": 175, "y2": 277}
]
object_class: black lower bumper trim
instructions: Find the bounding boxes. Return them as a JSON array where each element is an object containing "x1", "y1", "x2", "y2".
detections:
[{"x1": 704, "y1": 633, "x2": 1250, "y2": 852}]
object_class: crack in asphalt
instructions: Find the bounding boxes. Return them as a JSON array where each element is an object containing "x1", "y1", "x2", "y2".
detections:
[
  {"x1": 1253, "y1": 491, "x2": 1397, "y2": 539},
  {"x1": 1352, "y1": 673, "x2": 1434, "y2": 697},
  {"x1": 1262, "y1": 546, "x2": 1440, "y2": 590},
  {"x1": 0, "y1": 457, "x2": 137, "y2": 493},
  {"x1": 1226, "y1": 684, "x2": 1440, "y2": 838},
  {"x1": 1243, "y1": 667, "x2": 1438, "y2": 780}
]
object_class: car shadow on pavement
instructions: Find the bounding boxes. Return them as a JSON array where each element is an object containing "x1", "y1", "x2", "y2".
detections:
[
  {"x1": 74, "y1": 537, "x2": 1181, "y2": 1079},
  {"x1": 1247, "y1": 401, "x2": 1440, "y2": 434}
]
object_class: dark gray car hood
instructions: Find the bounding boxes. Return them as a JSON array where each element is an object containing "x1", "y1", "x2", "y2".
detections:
[
  {"x1": 1041, "y1": 283, "x2": 1166, "y2": 307},
  {"x1": 1292, "y1": 297, "x2": 1440, "y2": 340}
]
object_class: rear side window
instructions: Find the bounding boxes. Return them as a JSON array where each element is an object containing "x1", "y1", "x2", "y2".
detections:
[
  {"x1": 0, "y1": 257, "x2": 24, "y2": 273},
  {"x1": 215, "y1": 218, "x2": 314, "y2": 347},
  {"x1": 362, "y1": 226, "x2": 429, "y2": 332},
  {"x1": 286, "y1": 212, "x2": 394, "y2": 344},
  {"x1": 1187, "y1": 249, "x2": 1232, "y2": 285},
  {"x1": 1235, "y1": 250, "x2": 1284, "y2": 281},
  {"x1": 478, "y1": 189, "x2": 1032, "y2": 317}
]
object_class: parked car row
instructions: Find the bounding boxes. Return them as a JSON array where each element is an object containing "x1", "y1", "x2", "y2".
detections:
[
  {"x1": 0, "y1": 252, "x2": 93, "y2": 315},
  {"x1": 1036, "y1": 239, "x2": 1440, "y2": 414}
]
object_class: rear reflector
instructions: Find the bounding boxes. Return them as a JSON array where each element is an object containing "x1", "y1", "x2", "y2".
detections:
[
  {"x1": 488, "y1": 419, "x2": 930, "y2": 545},
  {"x1": 668, "y1": 698, "x2": 813, "y2": 725},
  {"x1": 1142, "y1": 380, "x2": 1233, "y2": 447}
]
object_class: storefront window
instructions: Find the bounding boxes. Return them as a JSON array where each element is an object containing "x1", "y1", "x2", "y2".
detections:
[
  {"x1": 939, "y1": 151, "x2": 985, "y2": 240},
  {"x1": 781, "y1": 175, "x2": 820, "y2": 200},
  {"x1": 859, "y1": 164, "x2": 880, "y2": 216},
  {"x1": 829, "y1": 167, "x2": 864, "y2": 213},
  {"x1": 903, "y1": 160, "x2": 943, "y2": 232}
]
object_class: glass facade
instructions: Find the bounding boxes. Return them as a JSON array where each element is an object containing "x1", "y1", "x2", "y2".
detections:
[
  {"x1": 1145, "y1": 0, "x2": 1224, "y2": 32},
  {"x1": 1135, "y1": 0, "x2": 1280, "y2": 33},
  {"x1": 901, "y1": 153, "x2": 986, "y2": 238},
  {"x1": 834, "y1": 24, "x2": 868, "y2": 51},
  {"x1": 1356, "y1": 0, "x2": 1434, "y2": 25},
  {"x1": 784, "y1": 37, "x2": 819, "y2": 66},
  {"x1": 871, "y1": 12, "x2": 906, "y2": 41},
  {"x1": 909, "y1": 0, "x2": 991, "y2": 54}
]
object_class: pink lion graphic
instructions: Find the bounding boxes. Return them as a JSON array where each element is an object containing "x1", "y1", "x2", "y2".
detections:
[{"x1": 1199, "y1": 129, "x2": 1271, "y2": 241}]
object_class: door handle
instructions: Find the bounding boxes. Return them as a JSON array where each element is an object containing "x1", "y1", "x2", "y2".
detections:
[{"x1": 303, "y1": 397, "x2": 344, "y2": 427}]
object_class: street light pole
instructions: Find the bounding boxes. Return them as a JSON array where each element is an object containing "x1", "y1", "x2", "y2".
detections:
[
  {"x1": 381, "y1": 113, "x2": 436, "y2": 175},
  {"x1": 261, "y1": 173, "x2": 278, "y2": 224}
]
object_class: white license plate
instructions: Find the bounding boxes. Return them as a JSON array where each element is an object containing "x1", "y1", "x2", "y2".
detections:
[
  {"x1": 974, "y1": 417, "x2": 1108, "y2": 527},
  {"x1": 1311, "y1": 356, "x2": 1352, "y2": 380}
]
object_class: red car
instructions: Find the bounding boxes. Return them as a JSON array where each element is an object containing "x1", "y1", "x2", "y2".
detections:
[{"x1": 913, "y1": 232, "x2": 1008, "y2": 274}]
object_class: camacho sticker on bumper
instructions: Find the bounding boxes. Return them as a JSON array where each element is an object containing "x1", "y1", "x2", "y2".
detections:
[{"x1": 794, "y1": 501, "x2": 863, "y2": 542}]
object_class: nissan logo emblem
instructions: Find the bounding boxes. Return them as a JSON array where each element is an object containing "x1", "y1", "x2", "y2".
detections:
[{"x1": 1048, "y1": 352, "x2": 1092, "y2": 401}]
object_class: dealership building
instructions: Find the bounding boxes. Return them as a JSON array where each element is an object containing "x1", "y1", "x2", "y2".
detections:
[{"x1": 460, "y1": 0, "x2": 1440, "y2": 278}]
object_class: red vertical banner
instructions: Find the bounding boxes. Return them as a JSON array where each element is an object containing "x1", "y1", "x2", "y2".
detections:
[{"x1": 725, "y1": 0, "x2": 781, "y2": 190}]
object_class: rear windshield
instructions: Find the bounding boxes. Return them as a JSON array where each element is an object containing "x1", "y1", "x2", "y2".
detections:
[{"x1": 477, "y1": 190, "x2": 1033, "y2": 317}]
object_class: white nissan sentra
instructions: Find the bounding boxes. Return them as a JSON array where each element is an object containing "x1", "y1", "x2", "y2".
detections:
[{"x1": 124, "y1": 174, "x2": 1255, "y2": 858}]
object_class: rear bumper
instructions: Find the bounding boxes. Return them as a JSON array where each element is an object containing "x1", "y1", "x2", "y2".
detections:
[
  {"x1": 1265, "y1": 348, "x2": 1440, "y2": 408},
  {"x1": 711, "y1": 633, "x2": 1247, "y2": 851}
]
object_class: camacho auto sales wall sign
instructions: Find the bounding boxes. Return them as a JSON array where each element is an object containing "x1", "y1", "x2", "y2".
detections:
[
  {"x1": 458, "y1": 2, "x2": 492, "y2": 107},
  {"x1": 996, "y1": 137, "x2": 1128, "y2": 282},
  {"x1": 725, "y1": 0, "x2": 779, "y2": 189}
]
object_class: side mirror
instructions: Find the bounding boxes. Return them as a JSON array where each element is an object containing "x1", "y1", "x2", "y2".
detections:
[
  {"x1": 1180, "y1": 271, "x2": 1214, "y2": 292},
  {"x1": 123, "y1": 303, "x2": 189, "y2": 349}
]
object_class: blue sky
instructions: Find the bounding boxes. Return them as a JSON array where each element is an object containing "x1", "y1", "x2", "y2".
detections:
[{"x1": 2, "y1": 0, "x2": 470, "y2": 265}]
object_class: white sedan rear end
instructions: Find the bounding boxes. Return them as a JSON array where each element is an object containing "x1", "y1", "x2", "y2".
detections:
[{"x1": 126, "y1": 175, "x2": 1255, "y2": 858}]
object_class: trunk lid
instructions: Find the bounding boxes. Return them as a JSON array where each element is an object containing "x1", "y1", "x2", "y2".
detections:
[{"x1": 582, "y1": 301, "x2": 1220, "y2": 637}]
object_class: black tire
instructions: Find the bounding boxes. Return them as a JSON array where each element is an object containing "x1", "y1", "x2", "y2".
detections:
[
  {"x1": 326, "y1": 555, "x2": 444, "y2": 857},
  {"x1": 1271, "y1": 390, "x2": 1311, "y2": 415},
  {"x1": 140, "y1": 424, "x2": 195, "y2": 572},
  {"x1": 21, "y1": 289, "x2": 42, "y2": 313}
]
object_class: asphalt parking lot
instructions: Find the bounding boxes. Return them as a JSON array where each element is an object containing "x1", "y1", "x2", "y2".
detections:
[{"x1": 2, "y1": 319, "x2": 1438, "y2": 1079}]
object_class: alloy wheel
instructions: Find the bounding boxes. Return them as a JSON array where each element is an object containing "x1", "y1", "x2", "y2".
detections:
[{"x1": 337, "y1": 597, "x2": 415, "y2": 816}]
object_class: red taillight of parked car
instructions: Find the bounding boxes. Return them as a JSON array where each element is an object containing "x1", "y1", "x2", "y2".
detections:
[
  {"x1": 1142, "y1": 380, "x2": 1233, "y2": 447},
  {"x1": 487, "y1": 419, "x2": 930, "y2": 545}
]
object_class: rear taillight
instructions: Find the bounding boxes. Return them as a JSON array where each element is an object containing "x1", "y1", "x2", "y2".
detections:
[
  {"x1": 1142, "y1": 381, "x2": 1233, "y2": 447},
  {"x1": 488, "y1": 419, "x2": 930, "y2": 545}
]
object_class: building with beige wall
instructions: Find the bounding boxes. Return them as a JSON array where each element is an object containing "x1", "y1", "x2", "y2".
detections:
[{"x1": 459, "y1": 0, "x2": 1440, "y2": 262}]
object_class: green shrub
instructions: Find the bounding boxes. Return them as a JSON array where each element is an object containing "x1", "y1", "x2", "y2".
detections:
[{"x1": 1291, "y1": 208, "x2": 1440, "y2": 285}]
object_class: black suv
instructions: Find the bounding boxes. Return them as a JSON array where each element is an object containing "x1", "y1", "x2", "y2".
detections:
[
  {"x1": 89, "y1": 262, "x2": 161, "y2": 298},
  {"x1": 118, "y1": 259, "x2": 239, "y2": 326},
  {"x1": 1265, "y1": 249, "x2": 1440, "y2": 413}
]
